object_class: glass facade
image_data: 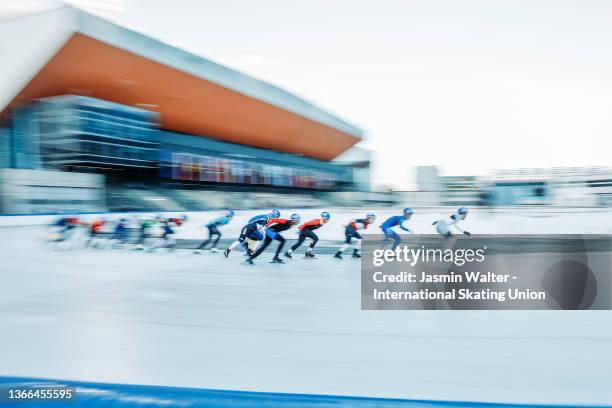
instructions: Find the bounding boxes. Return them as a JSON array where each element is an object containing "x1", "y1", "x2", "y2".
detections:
[
  {"x1": 9, "y1": 107, "x2": 40, "y2": 169},
  {"x1": 158, "y1": 150, "x2": 337, "y2": 190},
  {"x1": 2, "y1": 95, "x2": 353, "y2": 190},
  {"x1": 0, "y1": 128, "x2": 9, "y2": 168},
  {"x1": 33, "y1": 95, "x2": 158, "y2": 170},
  {"x1": 157, "y1": 131, "x2": 353, "y2": 190}
]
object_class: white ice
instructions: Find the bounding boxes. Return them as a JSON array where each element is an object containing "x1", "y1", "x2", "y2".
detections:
[{"x1": 0, "y1": 208, "x2": 611, "y2": 405}]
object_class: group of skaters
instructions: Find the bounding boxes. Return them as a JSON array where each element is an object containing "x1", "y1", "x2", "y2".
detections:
[
  {"x1": 48, "y1": 207, "x2": 471, "y2": 263},
  {"x1": 49, "y1": 213, "x2": 189, "y2": 251},
  {"x1": 210, "y1": 206, "x2": 471, "y2": 265}
]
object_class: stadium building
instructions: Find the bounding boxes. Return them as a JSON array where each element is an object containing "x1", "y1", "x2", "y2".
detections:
[{"x1": 0, "y1": 4, "x2": 367, "y2": 213}]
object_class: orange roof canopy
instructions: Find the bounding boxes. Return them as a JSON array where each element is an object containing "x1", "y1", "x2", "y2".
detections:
[{"x1": 7, "y1": 33, "x2": 360, "y2": 161}]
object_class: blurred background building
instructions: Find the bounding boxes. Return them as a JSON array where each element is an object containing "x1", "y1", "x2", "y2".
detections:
[
  {"x1": 406, "y1": 165, "x2": 612, "y2": 208},
  {"x1": 486, "y1": 167, "x2": 612, "y2": 207},
  {"x1": 0, "y1": 4, "x2": 372, "y2": 213}
]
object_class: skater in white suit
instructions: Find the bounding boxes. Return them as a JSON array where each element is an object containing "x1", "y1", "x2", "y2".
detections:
[{"x1": 433, "y1": 207, "x2": 471, "y2": 238}]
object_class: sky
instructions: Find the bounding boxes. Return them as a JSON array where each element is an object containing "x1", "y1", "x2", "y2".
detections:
[{"x1": 6, "y1": 0, "x2": 612, "y2": 188}]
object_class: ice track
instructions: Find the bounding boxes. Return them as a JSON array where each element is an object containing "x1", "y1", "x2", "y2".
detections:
[{"x1": 1, "y1": 211, "x2": 612, "y2": 406}]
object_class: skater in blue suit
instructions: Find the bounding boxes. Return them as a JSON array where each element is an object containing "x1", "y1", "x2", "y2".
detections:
[
  {"x1": 194, "y1": 210, "x2": 235, "y2": 253},
  {"x1": 380, "y1": 208, "x2": 414, "y2": 249},
  {"x1": 224, "y1": 211, "x2": 278, "y2": 257}
]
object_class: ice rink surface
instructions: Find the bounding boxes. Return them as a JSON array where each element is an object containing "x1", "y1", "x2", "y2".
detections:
[{"x1": 1, "y1": 208, "x2": 612, "y2": 406}]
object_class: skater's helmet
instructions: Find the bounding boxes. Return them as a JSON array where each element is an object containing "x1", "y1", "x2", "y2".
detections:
[
  {"x1": 290, "y1": 213, "x2": 301, "y2": 222},
  {"x1": 271, "y1": 209, "x2": 281, "y2": 218},
  {"x1": 457, "y1": 207, "x2": 469, "y2": 215},
  {"x1": 226, "y1": 209, "x2": 235, "y2": 217},
  {"x1": 403, "y1": 207, "x2": 414, "y2": 215},
  {"x1": 181, "y1": 214, "x2": 188, "y2": 220},
  {"x1": 321, "y1": 211, "x2": 331, "y2": 220},
  {"x1": 366, "y1": 212, "x2": 376, "y2": 222}
]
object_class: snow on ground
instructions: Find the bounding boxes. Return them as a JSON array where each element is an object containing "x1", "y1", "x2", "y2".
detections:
[{"x1": 1, "y1": 208, "x2": 612, "y2": 405}]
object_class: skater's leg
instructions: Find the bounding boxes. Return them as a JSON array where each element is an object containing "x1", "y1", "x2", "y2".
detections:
[
  {"x1": 335, "y1": 236, "x2": 350, "y2": 257},
  {"x1": 392, "y1": 235, "x2": 401, "y2": 250},
  {"x1": 207, "y1": 226, "x2": 220, "y2": 249},
  {"x1": 335, "y1": 242, "x2": 350, "y2": 258},
  {"x1": 351, "y1": 231, "x2": 363, "y2": 257},
  {"x1": 226, "y1": 226, "x2": 247, "y2": 254},
  {"x1": 290, "y1": 234, "x2": 307, "y2": 252},
  {"x1": 250, "y1": 237, "x2": 272, "y2": 260},
  {"x1": 352, "y1": 239, "x2": 362, "y2": 257},
  {"x1": 307, "y1": 231, "x2": 319, "y2": 250},
  {"x1": 147, "y1": 236, "x2": 163, "y2": 252},
  {"x1": 197, "y1": 238, "x2": 210, "y2": 250},
  {"x1": 212, "y1": 229, "x2": 221, "y2": 248},
  {"x1": 274, "y1": 235, "x2": 286, "y2": 258},
  {"x1": 228, "y1": 240, "x2": 242, "y2": 250},
  {"x1": 167, "y1": 236, "x2": 176, "y2": 251},
  {"x1": 381, "y1": 228, "x2": 392, "y2": 249},
  {"x1": 304, "y1": 231, "x2": 318, "y2": 257},
  {"x1": 386, "y1": 230, "x2": 401, "y2": 250},
  {"x1": 198, "y1": 226, "x2": 219, "y2": 250},
  {"x1": 286, "y1": 232, "x2": 305, "y2": 258},
  {"x1": 436, "y1": 223, "x2": 452, "y2": 239},
  {"x1": 339, "y1": 230, "x2": 353, "y2": 252}
]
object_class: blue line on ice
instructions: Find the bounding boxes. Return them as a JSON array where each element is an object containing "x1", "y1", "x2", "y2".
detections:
[{"x1": 1, "y1": 377, "x2": 608, "y2": 408}]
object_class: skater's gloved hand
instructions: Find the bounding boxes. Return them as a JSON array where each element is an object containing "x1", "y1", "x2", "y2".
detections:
[{"x1": 463, "y1": 231, "x2": 471, "y2": 237}]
